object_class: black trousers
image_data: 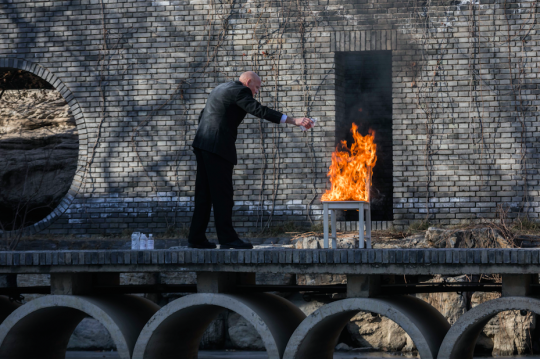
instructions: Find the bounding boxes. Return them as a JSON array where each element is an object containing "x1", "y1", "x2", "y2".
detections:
[{"x1": 188, "y1": 148, "x2": 239, "y2": 244}]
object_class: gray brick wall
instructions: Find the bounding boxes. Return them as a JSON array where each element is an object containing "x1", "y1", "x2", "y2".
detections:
[{"x1": 1, "y1": 0, "x2": 539, "y2": 235}]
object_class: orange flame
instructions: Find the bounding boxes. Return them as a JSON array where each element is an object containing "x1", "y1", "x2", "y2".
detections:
[{"x1": 321, "y1": 123, "x2": 377, "y2": 202}]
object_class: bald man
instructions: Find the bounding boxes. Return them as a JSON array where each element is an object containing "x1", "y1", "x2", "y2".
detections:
[{"x1": 189, "y1": 72, "x2": 313, "y2": 249}]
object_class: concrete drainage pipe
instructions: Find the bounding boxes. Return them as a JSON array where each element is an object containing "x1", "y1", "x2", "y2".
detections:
[
  {"x1": 438, "y1": 296, "x2": 540, "y2": 359},
  {"x1": 283, "y1": 295, "x2": 450, "y2": 359},
  {"x1": 132, "y1": 293, "x2": 306, "y2": 359},
  {"x1": 0, "y1": 294, "x2": 159, "y2": 359}
]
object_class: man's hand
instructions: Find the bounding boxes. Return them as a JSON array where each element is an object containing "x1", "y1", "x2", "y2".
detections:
[{"x1": 285, "y1": 116, "x2": 313, "y2": 130}]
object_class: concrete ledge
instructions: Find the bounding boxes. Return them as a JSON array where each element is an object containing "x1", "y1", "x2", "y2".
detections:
[
  {"x1": 283, "y1": 295, "x2": 450, "y2": 359},
  {"x1": 1, "y1": 249, "x2": 540, "y2": 276},
  {"x1": 132, "y1": 293, "x2": 306, "y2": 359},
  {"x1": 438, "y1": 296, "x2": 540, "y2": 359},
  {"x1": 0, "y1": 295, "x2": 159, "y2": 359}
]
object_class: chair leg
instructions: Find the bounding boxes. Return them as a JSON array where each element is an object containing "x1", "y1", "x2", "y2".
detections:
[
  {"x1": 331, "y1": 210, "x2": 337, "y2": 249},
  {"x1": 358, "y1": 204, "x2": 365, "y2": 249},
  {"x1": 323, "y1": 203, "x2": 329, "y2": 249},
  {"x1": 366, "y1": 203, "x2": 372, "y2": 249}
]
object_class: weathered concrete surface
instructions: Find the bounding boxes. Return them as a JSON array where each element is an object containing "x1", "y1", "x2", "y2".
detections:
[
  {"x1": 0, "y1": 295, "x2": 159, "y2": 359},
  {"x1": 282, "y1": 295, "x2": 450, "y2": 359},
  {"x1": 132, "y1": 293, "x2": 306, "y2": 359},
  {"x1": 502, "y1": 274, "x2": 532, "y2": 297},
  {"x1": 438, "y1": 296, "x2": 540, "y2": 359}
]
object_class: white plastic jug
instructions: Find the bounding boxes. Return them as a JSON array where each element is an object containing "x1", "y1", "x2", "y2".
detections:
[
  {"x1": 131, "y1": 232, "x2": 141, "y2": 250},
  {"x1": 140, "y1": 233, "x2": 148, "y2": 250},
  {"x1": 147, "y1": 234, "x2": 154, "y2": 250}
]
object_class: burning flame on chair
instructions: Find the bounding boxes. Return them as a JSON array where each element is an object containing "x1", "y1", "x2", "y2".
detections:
[{"x1": 321, "y1": 123, "x2": 377, "y2": 202}]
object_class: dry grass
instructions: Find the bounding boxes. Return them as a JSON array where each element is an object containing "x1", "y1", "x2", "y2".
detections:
[
  {"x1": 407, "y1": 220, "x2": 431, "y2": 233},
  {"x1": 249, "y1": 221, "x2": 322, "y2": 238},
  {"x1": 512, "y1": 216, "x2": 540, "y2": 234}
]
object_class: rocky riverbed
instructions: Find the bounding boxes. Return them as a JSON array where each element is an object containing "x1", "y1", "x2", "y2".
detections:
[{"x1": 13, "y1": 226, "x2": 540, "y2": 356}]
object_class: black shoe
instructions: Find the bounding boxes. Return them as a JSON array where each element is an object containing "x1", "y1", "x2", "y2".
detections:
[
  {"x1": 188, "y1": 240, "x2": 217, "y2": 249},
  {"x1": 220, "y1": 239, "x2": 253, "y2": 249}
]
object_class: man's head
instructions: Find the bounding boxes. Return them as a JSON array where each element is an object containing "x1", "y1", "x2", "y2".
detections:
[{"x1": 239, "y1": 71, "x2": 261, "y2": 96}]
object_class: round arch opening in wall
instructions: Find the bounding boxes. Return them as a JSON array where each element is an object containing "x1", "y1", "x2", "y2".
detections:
[{"x1": 0, "y1": 58, "x2": 86, "y2": 238}]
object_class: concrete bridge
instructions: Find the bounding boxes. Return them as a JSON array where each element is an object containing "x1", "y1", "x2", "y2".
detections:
[{"x1": 0, "y1": 248, "x2": 538, "y2": 359}]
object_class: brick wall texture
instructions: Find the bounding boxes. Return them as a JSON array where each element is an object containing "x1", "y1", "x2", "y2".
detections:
[{"x1": 1, "y1": 0, "x2": 539, "y2": 235}]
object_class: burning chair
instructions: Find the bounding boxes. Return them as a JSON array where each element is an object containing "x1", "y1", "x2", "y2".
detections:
[{"x1": 321, "y1": 124, "x2": 377, "y2": 249}]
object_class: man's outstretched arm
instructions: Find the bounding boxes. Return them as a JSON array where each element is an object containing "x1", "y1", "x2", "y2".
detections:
[
  {"x1": 236, "y1": 87, "x2": 313, "y2": 129},
  {"x1": 236, "y1": 87, "x2": 282, "y2": 123}
]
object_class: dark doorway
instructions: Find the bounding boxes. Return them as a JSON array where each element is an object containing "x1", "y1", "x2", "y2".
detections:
[{"x1": 334, "y1": 51, "x2": 393, "y2": 221}]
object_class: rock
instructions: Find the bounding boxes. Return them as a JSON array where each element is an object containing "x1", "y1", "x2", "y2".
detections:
[
  {"x1": 415, "y1": 275, "x2": 467, "y2": 325},
  {"x1": 227, "y1": 312, "x2": 264, "y2": 350},
  {"x1": 293, "y1": 236, "x2": 322, "y2": 249},
  {"x1": 287, "y1": 293, "x2": 328, "y2": 316},
  {"x1": 335, "y1": 343, "x2": 351, "y2": 351},
  {"x1": 292, "y1": 235, "x2": 356, "y2": 249},
  {"x1": 402, "y1": 334, "x2": 416, "y2": 352},
  {"x1": 200, "y1": 311, "x2": 226, "y2": 349},
  {"x1": 67, "y1": 318, "x2": 115, "y2": 350},
  {"x1": 0, "y1": 89, "x2": 78, "y2": 228},
  {"x1": 425, "y1": 227, "x2": 510, "y2": 249},
  {"x1": 374, "y1": 233, "x2": 428, "y2": 249},
  {"x1": 346, "y1": 312, "x2": 409, "y2": 351},
  {"x1": 425, "y1": 227, "x2": 446, "y2": 246},
  {"x1": 297, "y1": 274, "x2": 346, "y2": 286},
  {"x1": 338, "y1": 237, "x2": 356, "y2": 249},
  {"x1": 471, "y1": 292, "x2": 534, "y2": 356}
]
